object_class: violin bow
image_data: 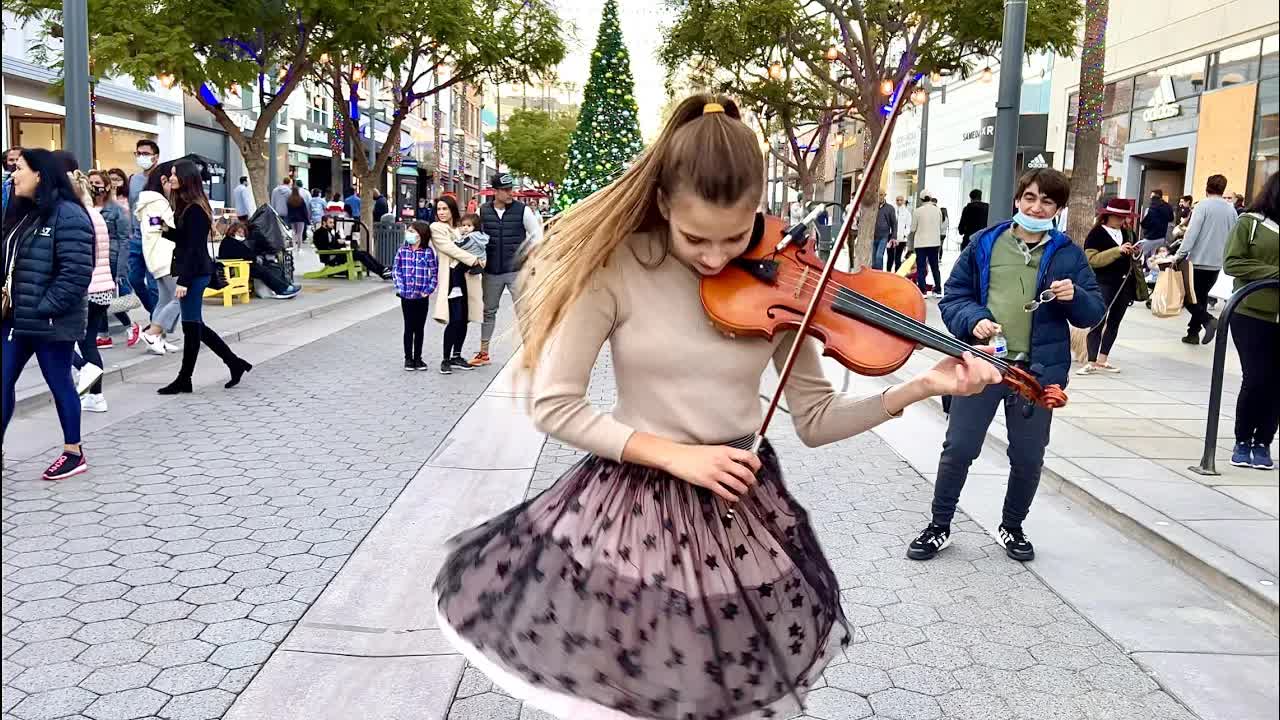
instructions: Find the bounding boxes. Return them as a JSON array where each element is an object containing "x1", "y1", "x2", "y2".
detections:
[{"x1": 752, "y1": 73, "x2": 919, "y2": 452}]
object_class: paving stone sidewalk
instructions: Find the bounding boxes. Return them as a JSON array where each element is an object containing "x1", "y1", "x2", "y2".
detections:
[
  {"x1": 2, "y1": 309, "x2": 513, "y2": 720},
  {"x1": 445, "y1": 353, "x2": 1199, "y2": 720}
]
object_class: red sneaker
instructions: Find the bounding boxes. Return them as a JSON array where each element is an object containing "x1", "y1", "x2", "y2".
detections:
[
  {"x1": 470, "y1": 351, "x2": 491, "y2": 367},
  {"x1": 96, "y1": 336, "x2": 114, "y2": 348},
  {"x1": 126, "y1": 323, "x2": 141, "y2": 347}
]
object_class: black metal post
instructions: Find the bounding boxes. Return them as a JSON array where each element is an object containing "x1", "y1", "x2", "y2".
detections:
[{"x1": 1189, "y1": 278, "x2": 1279, "y2": 476}]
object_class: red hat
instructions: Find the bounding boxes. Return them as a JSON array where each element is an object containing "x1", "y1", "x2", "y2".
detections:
[{"x1": 1098, "y1": 198, "x2": 1136, "y2": 217}]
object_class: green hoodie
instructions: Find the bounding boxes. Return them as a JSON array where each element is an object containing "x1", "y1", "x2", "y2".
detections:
[{"x1": 1223, "y1": 213, "x2": 1279, "y2": 323}]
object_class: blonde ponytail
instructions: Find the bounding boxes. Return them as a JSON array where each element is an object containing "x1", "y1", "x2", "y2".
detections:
[{"x1": 517, "y1": 94, "x2": 763, "y2": 380}]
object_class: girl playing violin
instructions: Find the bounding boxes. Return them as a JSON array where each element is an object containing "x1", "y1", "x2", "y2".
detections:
[{"x1": 433, "y1": 95, "x2": 1002, "y2": 720}]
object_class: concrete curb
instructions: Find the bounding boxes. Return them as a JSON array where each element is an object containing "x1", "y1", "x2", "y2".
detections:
[
  {"x1": 13, "y1": 281, "x2": 390, "y2": 416},
  {"x1": 888, "y1": 368, "x2": 1280, "y2": 633}
]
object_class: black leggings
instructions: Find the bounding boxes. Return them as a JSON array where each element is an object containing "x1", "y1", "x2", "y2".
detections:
[
  {"x1": 443, "y1": 265, "x2": 469, "y2": 359},
  {"x1": 1232, "y1": 313, "x2": 1279, "y2": 446},
  {"x1": 1086, "y1": 279, "x2": 1130, "y2": 361},
  {"x1": 886, "y1": 243, "x2": 905, "y2": 273},
  {"x1": 401, "y1": 297, "x2": 430, "y2": 362},
  {"x1": 77, "y1": 303, "x2": 108, "y2": 394}
]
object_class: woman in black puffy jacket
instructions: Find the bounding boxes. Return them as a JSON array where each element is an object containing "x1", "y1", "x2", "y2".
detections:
[
  {"x1": 155, "y1": 160, "x2": 252, "y2": 395},
  {"x1": 1, "y1": 148, "x2": 95, "y2": 480}
]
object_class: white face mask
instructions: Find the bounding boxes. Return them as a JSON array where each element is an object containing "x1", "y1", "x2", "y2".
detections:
[
  {"x1": 233, "y1": 234, "x2": 246, "y2": 241},
  {"x1": 136, "y1": 155, "x2": 155, "y2": 171}
]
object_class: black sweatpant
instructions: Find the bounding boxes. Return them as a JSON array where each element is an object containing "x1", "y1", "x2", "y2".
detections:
[
  {"x1": 1185, "y1": 267, "x2": 1220, "y2": 335},
  {"x1": 886, "y1": 243, "x2": 905, "y2": 273},
  {"x1": 442, "y1": 265, "x2": 469, "y2": 359},
  {"x1": 932, "y1": 382, "x2": 1053, "y2": 529},
  {"x1": 1232, "y1": 313, "x2": 1279, "y2": 446},
  {"x1": 1086, "y1": 280, "x2": 1131, "y2": 361},
  {"x1": 914, "y1": 247, "x2": 942, "y2": 293},
  {"x1": 400, "y1": 297, "x2": 430, "y2": 363}
]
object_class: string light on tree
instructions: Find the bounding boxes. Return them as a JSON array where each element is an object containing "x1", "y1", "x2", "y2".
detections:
[
  {"x1": 555, "y1": 0, "x2": 644, "y2": 211},
  {"x1": 1076, "y1": 1, "x2": 1108, "y2": 132}
]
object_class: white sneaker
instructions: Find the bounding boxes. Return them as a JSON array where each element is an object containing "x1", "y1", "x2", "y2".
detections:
[
  {"x1": 76, "y1": 364, "x2": 104, "y2": 396},
  {"x1": 1076, "y1": 364, "x2": 1097, "y2": 376},
  {"x1": 140, "y1": 332, "x2": 166, "y2": 355},
  {"x1": 163, "y1": 340, "x2": 180, "y2": 353},
  {"x1": 81, "y1": 394, "x2": 108, "y2": 413}
]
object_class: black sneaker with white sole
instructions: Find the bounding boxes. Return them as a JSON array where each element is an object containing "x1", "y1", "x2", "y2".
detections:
[
  {"x1": 450, "y1": 356, "x2": 474, "y2": 370},
  {"x1": 998, "y1": 525, "x2": 1035, "y2": 561},
  {"x1": 907, "y1": 523, "x2": 951, "y2": 560},
  {"x1": 404, "y1": 360, "x2": 416, "y2": 371},
  {"x1": 42, "y1": 451, "x2": 87, "y2": 481},
  {"x1": 439, "y1": 360, "x2": 453, "y2": 375}
]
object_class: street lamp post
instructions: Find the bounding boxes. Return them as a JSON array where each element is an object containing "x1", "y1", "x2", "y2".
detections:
[
  {"x1": 989, "y1": 0, "x2": 1029, "y2": 223},
  {"x1": 62, "y1": 0, "x2": 93, "y2": 170},
  {"x1": 915, "y1": 76, "x2": 932, "y2": 198}
]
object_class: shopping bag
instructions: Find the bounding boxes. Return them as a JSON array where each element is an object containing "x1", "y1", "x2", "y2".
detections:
[{"x1": 1151, "y1": 267, "x2": 1185, "y2": 318}]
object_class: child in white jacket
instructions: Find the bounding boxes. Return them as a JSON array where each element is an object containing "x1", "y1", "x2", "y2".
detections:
[{"x1": 133, "y1": 175, "x2": 181, "y2": 354}]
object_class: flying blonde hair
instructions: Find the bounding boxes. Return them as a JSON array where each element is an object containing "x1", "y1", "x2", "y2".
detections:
[{"x1": 516, "y1": 94, "x2": 764, "y2": 382}]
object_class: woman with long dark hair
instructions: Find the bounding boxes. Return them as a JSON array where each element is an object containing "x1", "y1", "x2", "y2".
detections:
[
  {"x1": 1, "y1": 148, "x2": 95, "y2": 480},
  {"x1": 429, "y1": 195, "x2": 484, "y2": 374},
  {"x1": 155, "y1": 161, "x2": 252, "y2": 394},
  {"x1": 1224, "y1": 172, "x2": 1279, "y2": 470},
  {"x1": 286, "y1": 180, "x2": 309, "y2": 251},
  {"x1": 1079, "y1": 198, "x2": 1142, "y2": 374}
]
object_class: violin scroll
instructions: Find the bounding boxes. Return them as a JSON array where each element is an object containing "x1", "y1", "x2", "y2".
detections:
[{"x1": 1001, "y1": 365, "x2": 1069, "y2": 410}]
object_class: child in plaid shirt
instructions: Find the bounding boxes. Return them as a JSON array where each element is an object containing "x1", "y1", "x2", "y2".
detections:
[{"x1": 394, "y1": 222, "x2": 439, "y2": 370}]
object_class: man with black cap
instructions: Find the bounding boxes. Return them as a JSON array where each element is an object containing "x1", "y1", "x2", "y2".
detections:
[{"x1": 470, "y1": 172, "x2": 543, "y2": 366}]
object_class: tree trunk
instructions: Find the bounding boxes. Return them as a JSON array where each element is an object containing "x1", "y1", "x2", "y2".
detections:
[
  {"x1": 240, "y1": 137, "x2": 270, "y2": 209},
  {"x1": 1066, "y1": 0, "x2": 1109, "y2": 247},
  {"x1": 851, "y1": 121, "x2": 885, "y2": 272}
]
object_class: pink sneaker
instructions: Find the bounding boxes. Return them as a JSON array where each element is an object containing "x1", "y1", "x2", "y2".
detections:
[
  {"x1": 126, "y1": 323, "x2": 141, "y2": 347},
  {"x1": 42, "y1": 451, "x2": 87, "y2": 481},
  {"x1": 96, "y1": 336, "x2": 114, "y2": 348}
]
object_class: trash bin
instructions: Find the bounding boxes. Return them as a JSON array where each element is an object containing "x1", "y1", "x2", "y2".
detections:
[{"x1": 373, "y1": 220, "x2": 405, "y2": 264}]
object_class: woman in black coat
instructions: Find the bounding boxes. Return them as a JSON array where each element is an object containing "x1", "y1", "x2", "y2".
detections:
[
  {"x1": 1, "y1": 148, "x2": 95, "y2": 480},
  {"x1": 155, "y1": 161, "x2": 252, "y2": 395},
  {"x1": 1080, "y1": 199, "x2": 1142, "y2": 374}
]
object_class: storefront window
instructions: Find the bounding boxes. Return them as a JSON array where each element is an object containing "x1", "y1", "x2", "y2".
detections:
[
  {"x1": 94, "y1": 126, "x2": 154, "y2": 173},
  {"x1": 1130, "y1": 97, "x2": 1199, "y2": 141},
  {"x1": 13, "y1": 118, "x2": 62, "y2": 151},
  {"x1": 1103, "y1": 79, "x2": 1134, "y2": 116},
  {"x1": 1211, "y1": 40, "x2": 1261, "y2": 89},
  {"x1": 1262, "y1": 35, "x2": 1278, "y2": 80},
  {"x1": 1250, "y1": 77, "x2": 1279, "y2": 198},
  {"x1": 1133, "y1": 57, "x2": 1208, "y2": 106}
]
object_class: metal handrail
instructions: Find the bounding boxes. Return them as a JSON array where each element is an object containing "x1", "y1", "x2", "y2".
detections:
[{"x1": 1188, "y1": 277, "x2": 1280, "y2": 476}]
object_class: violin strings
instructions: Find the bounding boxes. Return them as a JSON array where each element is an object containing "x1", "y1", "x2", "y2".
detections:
[{"x1": 766, "y1": 266, "x2": 1017, "y2": 373}]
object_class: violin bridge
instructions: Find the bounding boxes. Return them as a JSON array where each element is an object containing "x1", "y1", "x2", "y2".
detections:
[{"x1": 794, "y1": 266, "x2": 811, "y2": 300}]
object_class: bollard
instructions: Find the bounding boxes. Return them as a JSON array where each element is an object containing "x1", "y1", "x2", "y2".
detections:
[{"x1": 1188, "y1": 278, "x2": 1279, "y2": 476}]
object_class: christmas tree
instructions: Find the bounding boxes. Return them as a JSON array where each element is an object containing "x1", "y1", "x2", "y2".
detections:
[{"x1": 555, "y1": 0, "x2": 644, "y2": 211}]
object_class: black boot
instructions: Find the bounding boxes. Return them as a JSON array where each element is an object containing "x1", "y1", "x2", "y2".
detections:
[
  {"x1": 158, "y1": 322, "x2": 201, "y2": 395},
  {"x1": 199, "y1": 325, "x2": 252, "y2": 388}
]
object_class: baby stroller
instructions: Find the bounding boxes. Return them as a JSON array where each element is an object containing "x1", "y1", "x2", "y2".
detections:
[{"x1": 244, "y1": 205, "x2": 299, "y2": 298}]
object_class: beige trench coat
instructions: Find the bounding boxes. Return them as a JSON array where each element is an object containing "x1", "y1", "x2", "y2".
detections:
[{"x1": 430, "y1": 221, "x2": 484, "y2": 324}]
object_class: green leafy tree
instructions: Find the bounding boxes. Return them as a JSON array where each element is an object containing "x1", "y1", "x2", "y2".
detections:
[
  {"x1": 556, "y1": 0, "x2": 644, "y2": 211},
  {"x1": 322, "y1": 0, "x2": 565, "y2": 234},
  {"x1": 661, "y1": 0, "x2": 1081, "y2": 268},
  {"x1": 6, "y1": 0, "x2": 358, "y2": 203},
  {"x1": 488, "y1": 109, "x2": 577, "y2": 187}
]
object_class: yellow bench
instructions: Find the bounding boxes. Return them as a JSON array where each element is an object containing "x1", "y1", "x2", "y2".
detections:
[
  {"x1": 305, "y1": 248, "x2": 367, "y2": 281},
  {"x1": 204, "y1": 259, "x2": 252, "y2": 307}
]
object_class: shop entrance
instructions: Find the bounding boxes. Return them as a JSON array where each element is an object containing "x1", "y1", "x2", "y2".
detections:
[{"x1": 1132, "y1": 147, "x2": 1188, "y2": 200}]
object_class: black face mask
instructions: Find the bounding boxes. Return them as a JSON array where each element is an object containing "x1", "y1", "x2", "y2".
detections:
[{"x1": 3, "y1": 163, "x2": 14, "y2": 174}]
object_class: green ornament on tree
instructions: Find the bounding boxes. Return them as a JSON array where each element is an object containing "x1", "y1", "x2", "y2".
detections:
[{"x1": 555, "y1": 0, "x2": 644, "y2": 212}]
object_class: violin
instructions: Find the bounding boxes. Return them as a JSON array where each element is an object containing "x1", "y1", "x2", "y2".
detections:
[{"x1": 700, "y1": 214, "x2": 1068, "y2": 411}]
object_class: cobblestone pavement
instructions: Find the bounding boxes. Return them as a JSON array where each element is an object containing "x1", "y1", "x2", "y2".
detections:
[
  {"x1": 2, "y1": 309, "x2": 513, "y2": 720},
  {"x1": 446, "y1": 354, "x2": 1199, "y2": 720}
]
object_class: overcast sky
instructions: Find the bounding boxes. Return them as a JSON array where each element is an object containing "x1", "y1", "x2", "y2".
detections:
[{"x1": 550, "y1": 0, "x2": 668, "y2": 140}]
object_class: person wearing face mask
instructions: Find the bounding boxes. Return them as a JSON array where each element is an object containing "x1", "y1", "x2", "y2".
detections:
[
  {"x1": 907, "y1": 168, "x2": 1105, "y2": 564},
  {"x1": 393, "y1": 222, "x2": 439, "y2": 370},
  {"x1": 126, "y1": 139, "x2": 162, "y2": 314},
  {"x1": 216, "y1": 221, "x2": 300, "y2": 299}
]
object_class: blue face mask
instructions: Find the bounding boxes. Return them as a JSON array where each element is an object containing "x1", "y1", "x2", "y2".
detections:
[{"x1": 1012, "y1": 211, "x2": 1056, "y2": 233}]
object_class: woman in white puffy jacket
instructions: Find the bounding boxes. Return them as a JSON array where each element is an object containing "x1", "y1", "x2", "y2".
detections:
[{"x1": 134, "y1": 161, "x2": 182, "y2": 355}]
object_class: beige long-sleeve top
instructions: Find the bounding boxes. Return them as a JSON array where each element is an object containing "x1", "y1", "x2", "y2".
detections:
[{"x1": 531, "y1": 233, "x2": 901, "y2": 462}]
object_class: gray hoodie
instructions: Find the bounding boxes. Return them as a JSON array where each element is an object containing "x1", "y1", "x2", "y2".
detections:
[{"x1": 1177, "y1": 195, "x2": 1237, "y2": 270}]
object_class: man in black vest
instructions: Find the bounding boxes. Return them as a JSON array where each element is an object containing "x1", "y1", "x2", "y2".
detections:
[{"x1": 471, "y1": 172, "x2": 544, "y2": 366}]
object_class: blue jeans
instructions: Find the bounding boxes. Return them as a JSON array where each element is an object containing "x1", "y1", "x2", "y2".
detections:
[
  {"x1": 2, "y1": 323, "x2": 81, "y2": 446},
  {"x1": 128, "y1": 235, "x2": 158, "y2": 313},
  {"x1": 178, "y1": 275, "x2": 211, "y2": 323},
  {"x1": 872, "y1": 236, "x2": 889, "y2": 270},
  {"x1": 932, "y1": 383, "x2": 1053, "y2": 528}
]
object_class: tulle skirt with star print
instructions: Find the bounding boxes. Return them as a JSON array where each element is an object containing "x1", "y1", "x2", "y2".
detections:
[{"x1": 433, "y1": 438, "x2": 851, "y2": 720}]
